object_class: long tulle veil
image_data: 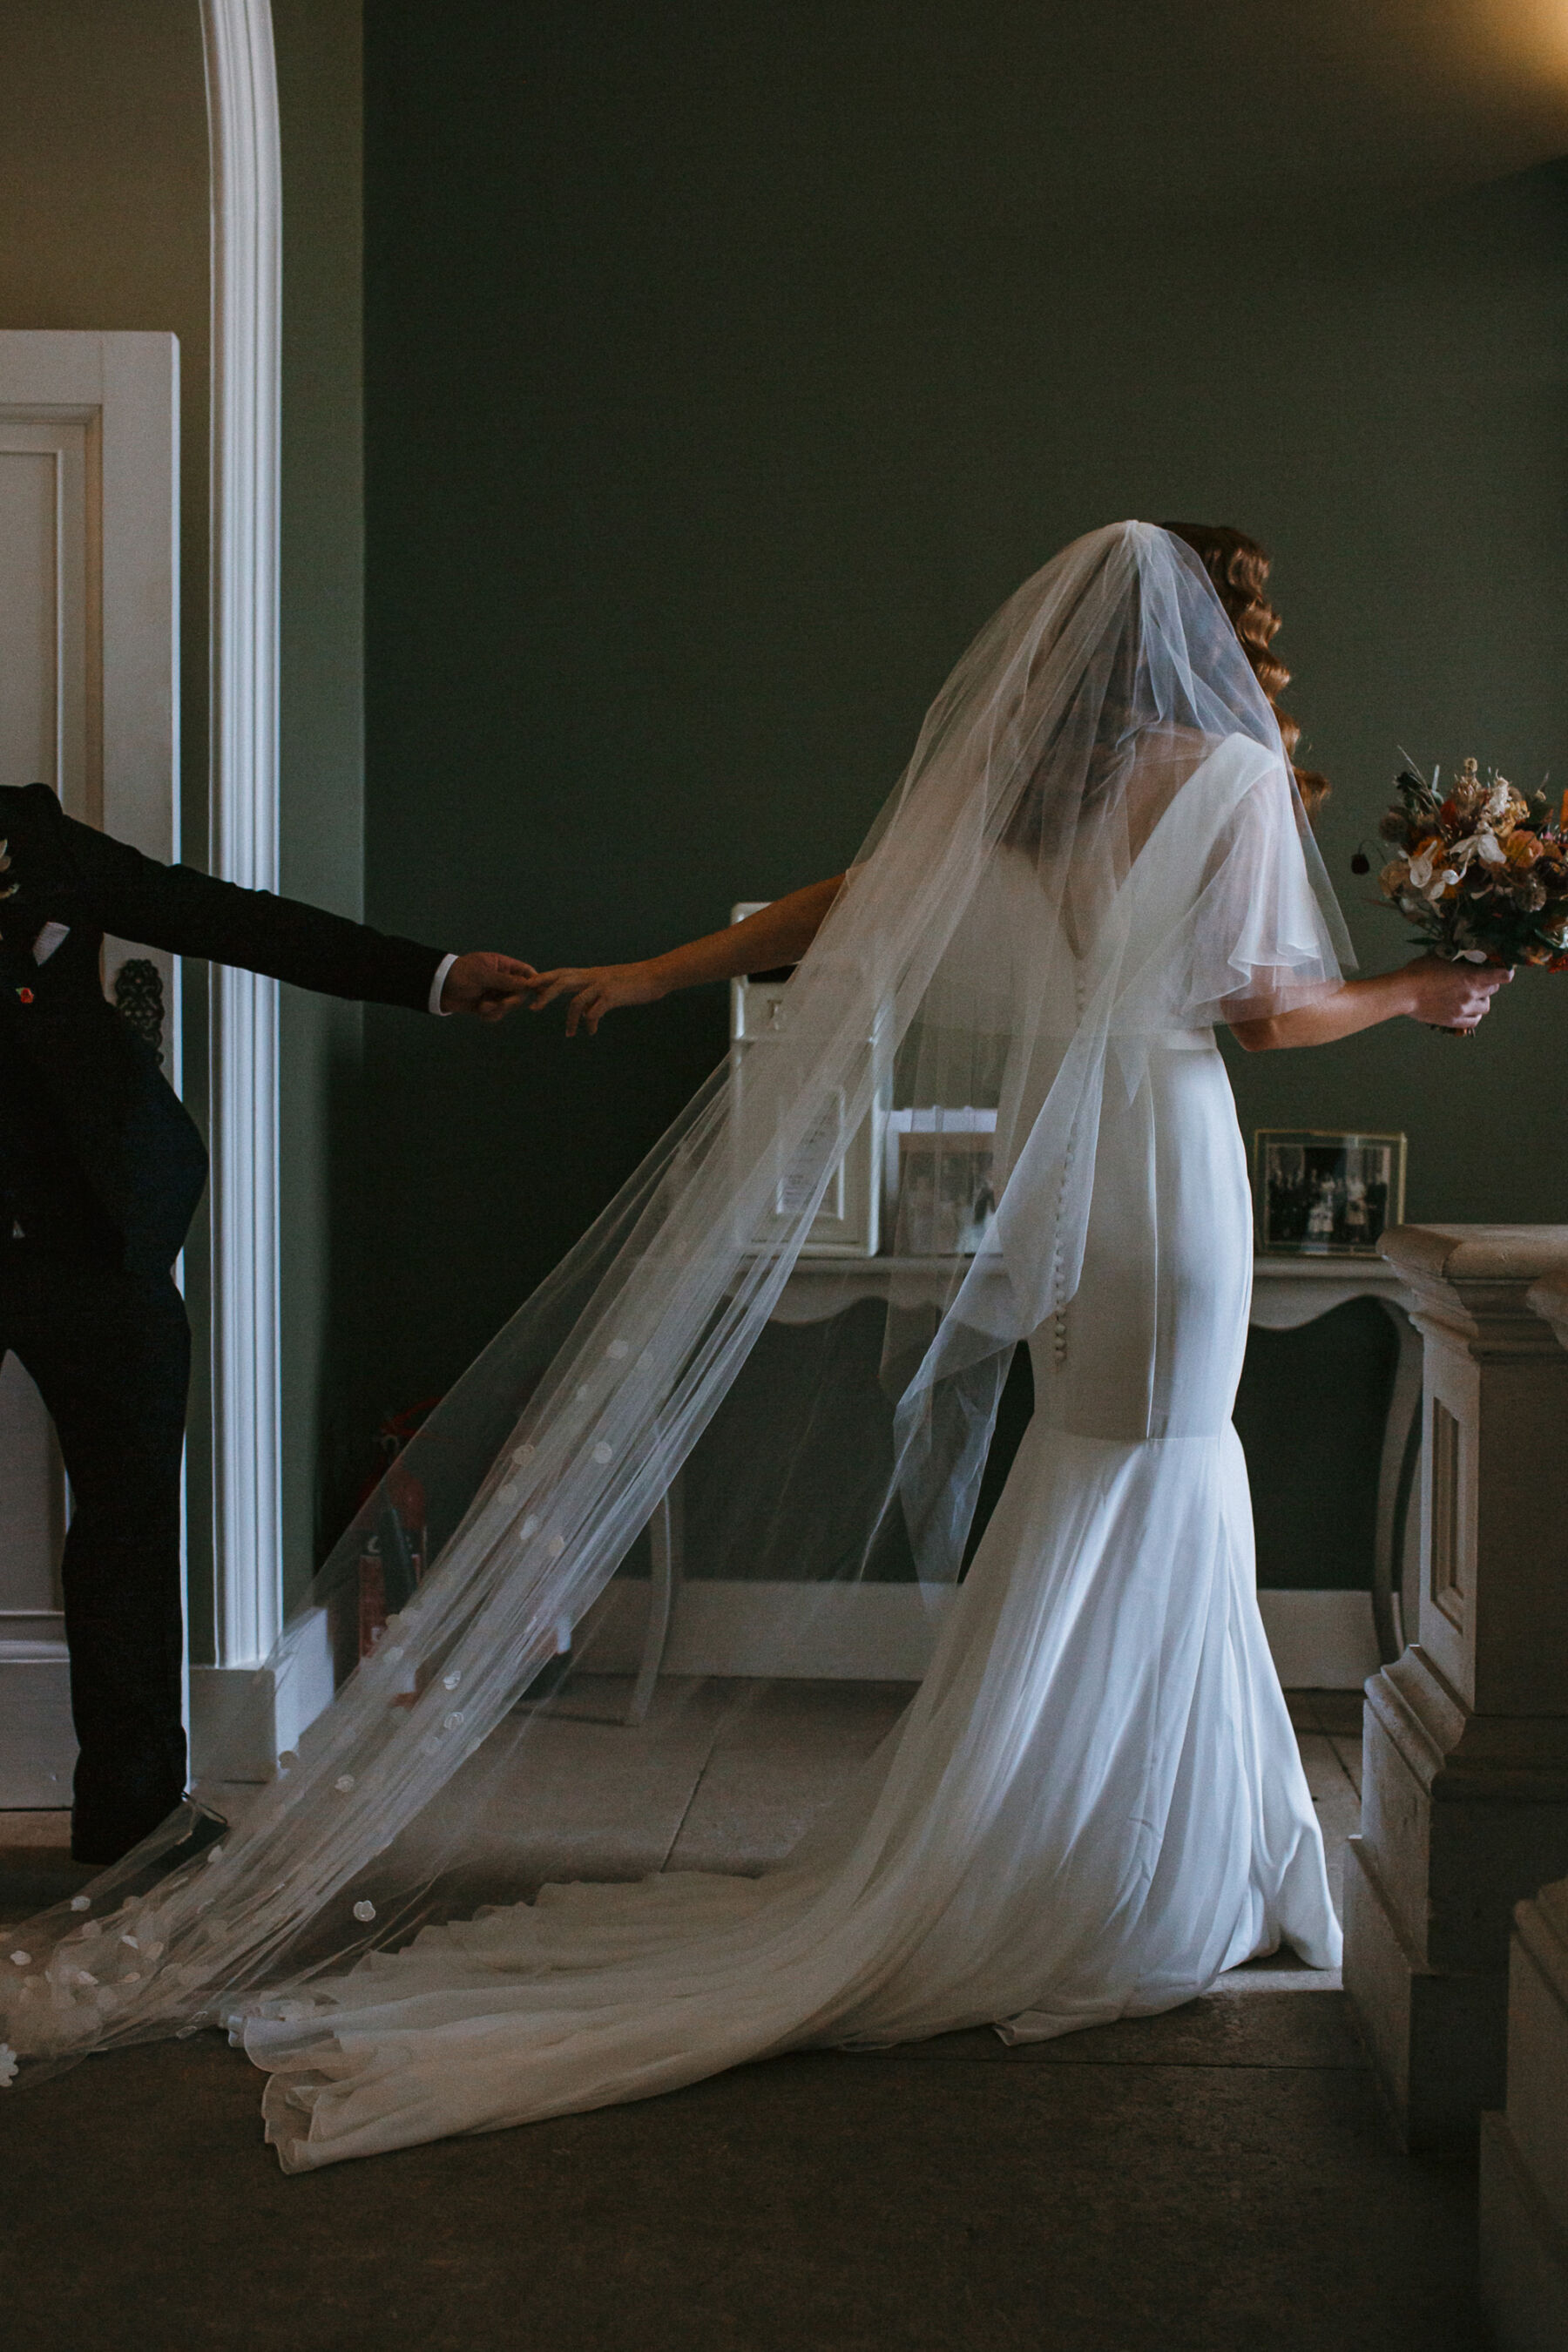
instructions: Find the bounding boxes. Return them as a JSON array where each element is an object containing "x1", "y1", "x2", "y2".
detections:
[{"x1": 0, "y1": 522, "x2": 1348, "y2": 2083}]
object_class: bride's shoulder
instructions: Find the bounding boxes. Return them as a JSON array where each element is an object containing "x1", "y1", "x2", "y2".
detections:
[
  {"x1": 1127, "y1": 734, "x2": 1283, "y2": 888},
  {"x1": 1169, "y1": 733, "x2": 1283, "y2": 826},
  {"x1": 1185, "y1": 730, "x2": 1276, "y2": 782}
]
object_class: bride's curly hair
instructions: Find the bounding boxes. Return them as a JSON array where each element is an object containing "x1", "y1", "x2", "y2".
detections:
[{"x1": 1161, "y1": 523, "x2": 1330, "y2": 819}]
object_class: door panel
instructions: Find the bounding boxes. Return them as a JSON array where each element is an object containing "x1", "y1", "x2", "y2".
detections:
[
  {"x1": 0, "y1": 332, "x2": 178, "y2": 1808},
  {"x1": 0, "y1": 417, "x2": 91, "y2": 816}
]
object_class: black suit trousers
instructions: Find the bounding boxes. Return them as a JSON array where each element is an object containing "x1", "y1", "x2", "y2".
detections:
[{"x1": 0, "y1": 1236, "x2": 190, "y2": 1842}]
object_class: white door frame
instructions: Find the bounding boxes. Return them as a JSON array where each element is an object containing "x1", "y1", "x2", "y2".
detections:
[{"x1": 199, "y1": 0, "x2": 284, "y2": 1679}]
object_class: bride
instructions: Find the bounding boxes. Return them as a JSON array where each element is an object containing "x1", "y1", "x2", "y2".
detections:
[{"x1": 0, "y1": 522, "x2": 1504, "y2": 2169}]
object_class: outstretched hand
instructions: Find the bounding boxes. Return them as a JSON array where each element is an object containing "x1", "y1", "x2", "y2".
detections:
[
  {"x1": 523, "y1": 961, "x2": 666, "y2": 1036},
  {"x1": 439, "y1": 952, "x2": 539, "y2": 1021}
]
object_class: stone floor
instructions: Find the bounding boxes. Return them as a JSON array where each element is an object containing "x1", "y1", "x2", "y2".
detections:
[{"x1": 0, "y1": 1686, "x2": 1490, "y2": 2352}]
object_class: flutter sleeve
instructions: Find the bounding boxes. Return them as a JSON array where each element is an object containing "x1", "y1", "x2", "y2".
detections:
[{"x1": 1124, "y1": 737, "x2": 1353, "y2": 1030}]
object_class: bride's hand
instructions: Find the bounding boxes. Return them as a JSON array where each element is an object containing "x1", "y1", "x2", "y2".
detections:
[
  {"x1": 524, "y1": 960, "x2": 667, "y2": 1036},
  {"x1": 1403, "y1": 952, "x2": 1511, "y2": 1031}
]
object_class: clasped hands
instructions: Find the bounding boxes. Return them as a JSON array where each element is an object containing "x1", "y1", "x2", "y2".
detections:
[
  {"x1": 437, "y1": 951, "x2": 541, "y2": 1021},
  {"x1": 437, "y1": 950, "x2": 664, "y2": 1033},
  {"x1": 518, "y1": 962, "x2": 666, "y2": 1035}
]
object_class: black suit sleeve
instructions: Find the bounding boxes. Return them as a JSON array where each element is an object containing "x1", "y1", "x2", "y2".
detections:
[{"x1": 58, "y1": 799, "x2": 448, "y2": 1012}]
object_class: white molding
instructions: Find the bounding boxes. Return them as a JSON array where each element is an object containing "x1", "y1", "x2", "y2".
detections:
[
  {"x1": 201, "y1": 0, "x2": 282, "y2": 1667},
  {"x1": 579, "y1": 1580, "x2": 1382, "y2": 1691},
  {"x1": 1254, "y1": 1588, "x2": 1381, "y2": 1689},
  {"x1": 189, "y1": 1606, "x2": 335, "y2": 1781},
  {"x1": 175, "y1": 1578, "x2": 1375, "y2": 1793},
  {"x1": 0, "y1": 1652, "x2": 74, "y2": 1807}
]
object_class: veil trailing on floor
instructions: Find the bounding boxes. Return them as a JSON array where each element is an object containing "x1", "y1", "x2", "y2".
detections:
[{"x1": 1, "y1": 523, "x2": 1348, "y2": 2085}]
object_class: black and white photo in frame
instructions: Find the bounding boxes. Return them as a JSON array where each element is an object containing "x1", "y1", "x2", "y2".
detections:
[{"x1": 1253, "y1": 1129, "x2": 1407, "y2": 1257}]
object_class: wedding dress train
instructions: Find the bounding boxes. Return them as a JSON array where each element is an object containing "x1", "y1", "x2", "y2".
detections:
[{"x1": 241, "y1": 1025, "x2": 1338, "y2": 2171}]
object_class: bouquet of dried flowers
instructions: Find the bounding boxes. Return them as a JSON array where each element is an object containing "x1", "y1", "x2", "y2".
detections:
[{"x1": 1363, "y1": 758, "x2": 1568, "y2": 970}]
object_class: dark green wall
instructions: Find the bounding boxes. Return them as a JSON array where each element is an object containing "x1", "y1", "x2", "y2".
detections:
[
  {"x1": 274, "y1": 0, "x2": 369, "y2": 1607},
  {"x1": 359, "y1": 7, "x2": 1568, "y2": 1569}
]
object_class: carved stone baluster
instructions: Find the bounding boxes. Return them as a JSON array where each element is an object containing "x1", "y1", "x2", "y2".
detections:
[
  {"x1": 1477, "y1": 1265, "x2": 1568, "y2": 2347},
  {"x1": 1343, "y1": 1224, "x2": 1568, "y2": 2150}
]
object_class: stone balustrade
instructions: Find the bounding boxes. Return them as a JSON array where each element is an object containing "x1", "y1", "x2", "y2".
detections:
[
  {"x1": 1477, "y1": 1264, "x2": 1568, "y2": 2349},
  {"x1": 1343, "y1": 1225, "x2": 1568, "y2": 2152}
]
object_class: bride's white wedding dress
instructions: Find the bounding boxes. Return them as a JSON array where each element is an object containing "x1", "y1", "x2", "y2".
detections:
[
  {"x1": 2, "y1": 524, "x2": 1348, "y2": 2175},
  {"x1": 240, "y1": 804, "x2": 1339, "y2": 2172}
]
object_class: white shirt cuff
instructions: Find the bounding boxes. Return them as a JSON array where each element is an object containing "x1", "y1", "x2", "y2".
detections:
[{"x1": 429, "y1": 952, "x2": 458, "y2": 1016}]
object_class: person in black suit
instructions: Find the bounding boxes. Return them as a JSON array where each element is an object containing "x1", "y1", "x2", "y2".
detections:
[{"x1": 0, "y1": 781, "x2": 535, "y2": 1864}]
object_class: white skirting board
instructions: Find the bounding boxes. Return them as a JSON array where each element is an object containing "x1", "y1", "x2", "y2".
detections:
[
  {"x1": 577, "y1": 1579, "x2": 1382, "y2": 1691},
  {"x1": 0, "y1": 1615, "x2": 338, "y2": 1801},
  {"x1": 3, "y1": 1586, "x2": 1382, "y2": 1808},
  {"x1": 188, "y1": 1605, "x2": 337, "y2": 1781},
  {"x1": 0, "y1": 1638, "x2": 76, "y2": 1808},
  {"x1": 1254, "y1": 1589, "x2": 1382, "y2": 1690}
]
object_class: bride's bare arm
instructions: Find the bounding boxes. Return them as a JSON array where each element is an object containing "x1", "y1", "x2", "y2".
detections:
[
  {"x1": 526, "y1": 875, "x2": 846, "y2": 1037},
  {"x1": 1231, "y1": 953, "x2": 1511, "y2": 1050}
]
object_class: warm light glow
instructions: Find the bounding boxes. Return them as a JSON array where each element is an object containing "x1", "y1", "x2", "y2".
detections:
[
  {"x1": 1387, "y1": 0, "x2": 1568, "y2": 181},
  {"x1": 1418, "y1": 0, "x2": 1568, "y2": 93},
  {"x1": 1473, "y1": 0, "x2": 1568, "y2": 79}
]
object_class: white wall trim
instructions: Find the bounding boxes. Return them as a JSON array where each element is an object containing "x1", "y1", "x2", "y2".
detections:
[
  {"x1": 579, "y1": 1580, "x2": 1383, "y2": 1692},
  {"x1": 179, "y1": 1577, "x2": 1378, "y2": 1794},
  {"x1": 1254, "y1": 1588, "x2": 1381, "y2": 1691},
  {"x1": 200, "y1": 0, "x2": 282, "y2": 1668}
]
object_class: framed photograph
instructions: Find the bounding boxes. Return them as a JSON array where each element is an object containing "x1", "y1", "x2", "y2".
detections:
[
  {"x1": 894, "y1": 1126, "x2": 997, "y2": 1257},
  {"x1": 1253, "y1": 1130, "x2": 1407, "y2": 1257}
]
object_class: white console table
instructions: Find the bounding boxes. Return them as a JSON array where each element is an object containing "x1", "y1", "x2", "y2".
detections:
[{"x1": 624, "y1": 1252, "x2": 1420, "y2": 1718}]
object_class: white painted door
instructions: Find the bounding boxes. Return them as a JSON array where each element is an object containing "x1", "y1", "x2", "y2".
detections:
[{"x1": 0, "y1": 331, "x2": 179, "y2": 1807}]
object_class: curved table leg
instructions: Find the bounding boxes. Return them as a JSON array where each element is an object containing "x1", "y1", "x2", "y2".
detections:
[
  {"x1": 1373, "y1": 1301, "x2": 1424, "y2": 1662},
  {"x1": 626, "y1": 1474, "x2": 684, "y2": 1727}
]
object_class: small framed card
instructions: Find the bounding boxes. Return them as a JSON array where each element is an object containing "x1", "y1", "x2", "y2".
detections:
[{"x1": 730, "y1": 902, "x2": 888, "y2": 1257}]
